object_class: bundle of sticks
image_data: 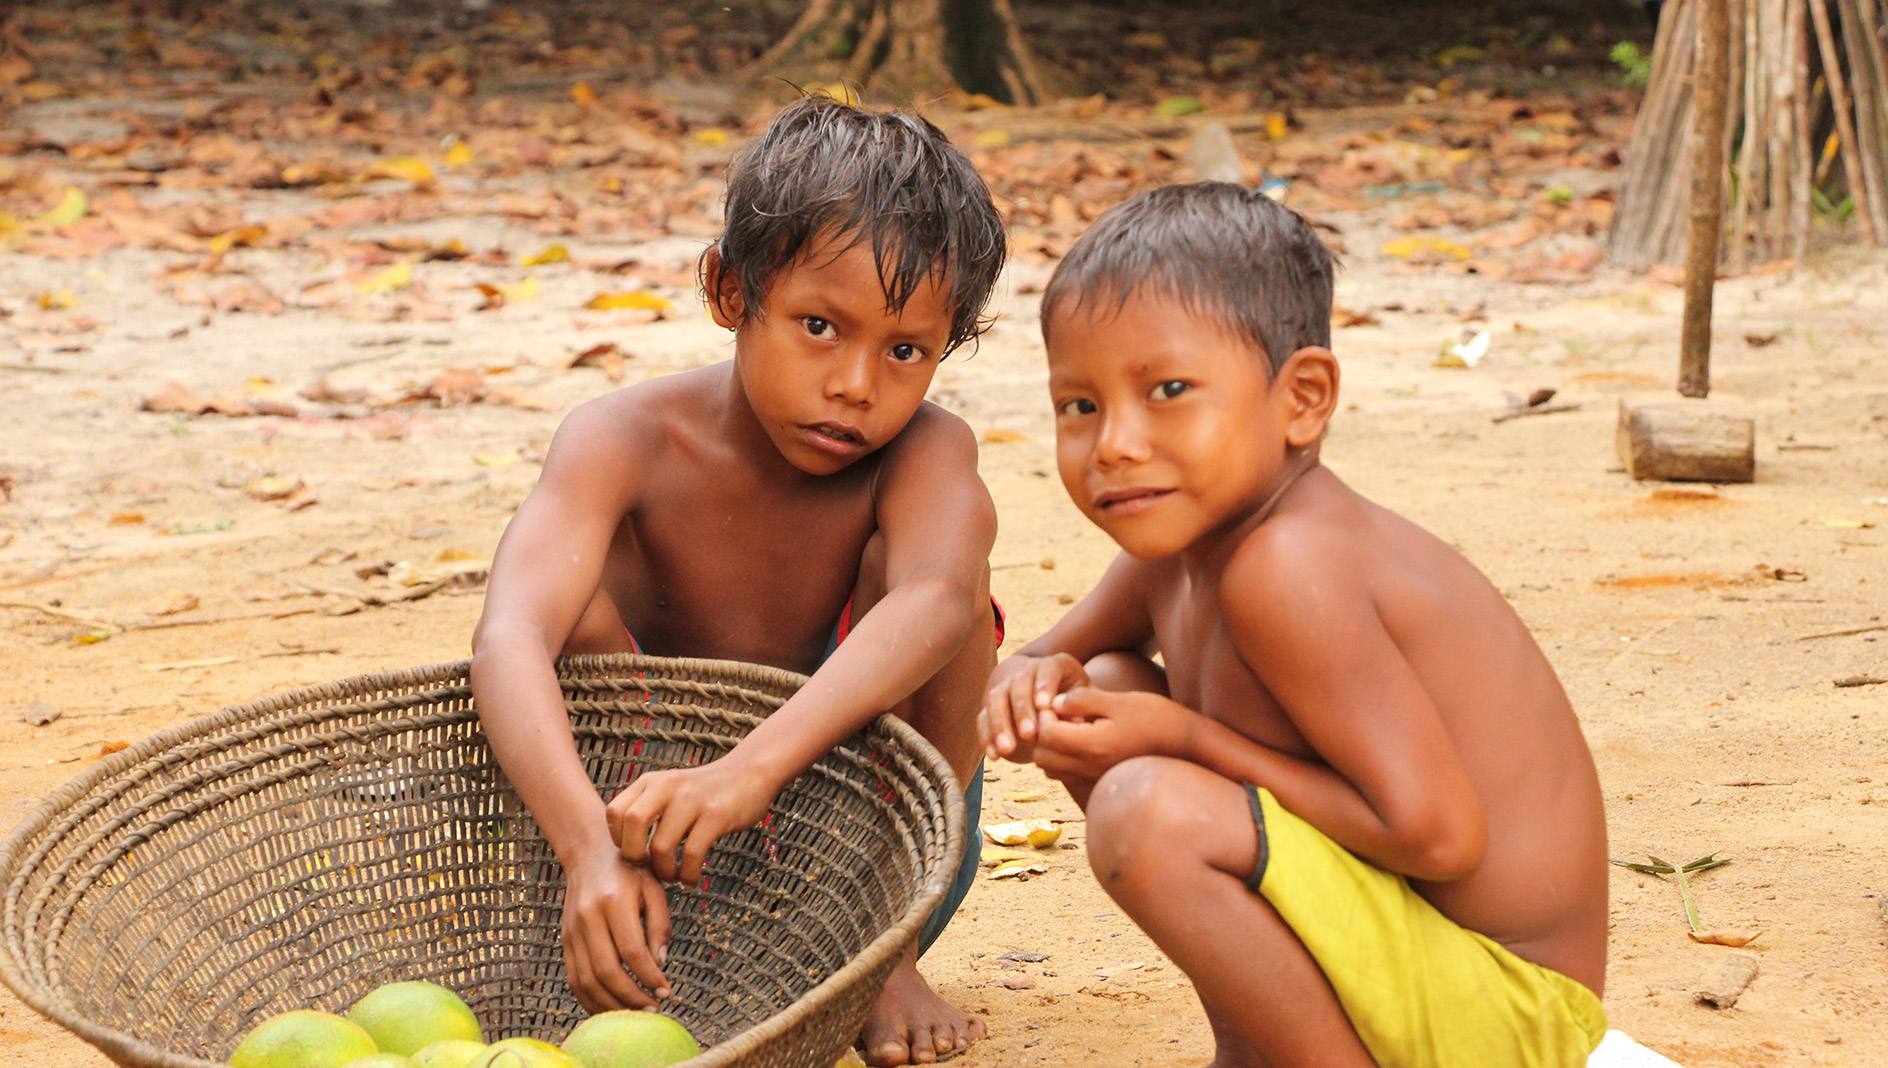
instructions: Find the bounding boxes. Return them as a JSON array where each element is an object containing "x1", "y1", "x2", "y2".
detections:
[{"x1": 1608, "y1": 0, "x2": 1888, "y2": 270}]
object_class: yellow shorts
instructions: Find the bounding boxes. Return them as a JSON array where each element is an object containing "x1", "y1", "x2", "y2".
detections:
[{"x1": 1246, "y1": 785, "x2": 1607, "y2": 1068}]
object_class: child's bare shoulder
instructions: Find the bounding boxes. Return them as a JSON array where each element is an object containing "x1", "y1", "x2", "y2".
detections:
[
  {"x1": 547, "y1": 366, "x2": 719, "y2": 466},
  {"x1": 1221, "y1": 473, "x2": 1374, "y2": 606},
  {"x1": 873, "y1": 400, "x2": 981, "y2": 475}
]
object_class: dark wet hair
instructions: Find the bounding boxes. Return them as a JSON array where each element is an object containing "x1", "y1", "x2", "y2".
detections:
[
  {"x1": 1040, "y1": 182, "x2": 1334, "y2": 374},
  {"x1": 708, "y1": 94, "x2": 1006, "y2": 355}
]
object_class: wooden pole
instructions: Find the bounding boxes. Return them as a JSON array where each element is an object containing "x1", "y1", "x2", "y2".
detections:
[{"x1": 1681, "y1": 0, "x2": 1731, "y2": 399}]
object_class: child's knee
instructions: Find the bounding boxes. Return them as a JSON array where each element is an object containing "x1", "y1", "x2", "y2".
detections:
[{"x1": 1085, "y1": 756, "x2": 1207, "y2": 887}]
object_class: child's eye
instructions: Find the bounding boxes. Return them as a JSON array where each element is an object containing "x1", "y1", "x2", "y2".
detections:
[
  {"x1": 803, "y1": 316, "x2": 832, "y2": 338},
  {"x1": 1057, "y1": 398, "x2": 1097, "y2": 417},
  {"x1": 1153, "y1": 380, "x2": 1189, "y2": 400},
  {"x1": 890, "y1": 342, "x2": 920, "y2": 362}
]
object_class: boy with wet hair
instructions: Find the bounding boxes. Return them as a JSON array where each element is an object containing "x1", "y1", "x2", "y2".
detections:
[
  {"x1": 472, "y1": 95, "x2": 1005, "y2": 1066},
  {"x1": 981, "y1": 182, "x2": 1610, "y2": 1068}
]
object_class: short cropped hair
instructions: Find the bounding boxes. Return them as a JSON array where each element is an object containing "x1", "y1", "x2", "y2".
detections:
[
  {"x1": 710, "y1": 94, "x2": 1006, "y2": 355},
  {"x1": 1040, "y1": 182, "x2": 1334, "y2": 373}
]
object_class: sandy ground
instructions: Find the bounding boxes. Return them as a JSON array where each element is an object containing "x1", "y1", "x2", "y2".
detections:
[{"x1": 5, "y1": 93, "x2": 1888, "y2": 1068}]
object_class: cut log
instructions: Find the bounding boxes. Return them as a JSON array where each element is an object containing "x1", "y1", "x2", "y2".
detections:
[
  {"x1": 1616, "y1": 398, "x2": 1756, "y2": 482},
  {"x1": 1696, "y1": 951, "x2": 1760, "y2": 1008}
]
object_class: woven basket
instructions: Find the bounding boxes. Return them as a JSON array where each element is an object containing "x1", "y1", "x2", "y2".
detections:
[{"x1": 0, "y1": 655, "x2": 964, "y2": 1068}]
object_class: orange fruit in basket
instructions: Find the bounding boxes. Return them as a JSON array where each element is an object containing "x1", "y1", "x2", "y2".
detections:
[
  {"x1": 468, "y1": 1037, "x2": 585, "y2": 1068},
  {"x1": 412, "y1": 1039, "x2": 489, "y2": 1068},
  {"x1": 561, "y1": 1011, "x2": 701, "y2": 1068},
  {"x1": 230, "y1": 1010, "x2": 379, "y2": 1068},
  {"x1": 348, "y1": 981, "x2": 483, "y2": 1057}
]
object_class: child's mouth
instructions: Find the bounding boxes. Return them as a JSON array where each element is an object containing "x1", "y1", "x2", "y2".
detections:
[
  {"x1": 803, "y1": 422, "x2": 866, "y2": 452},
  {"x1": 1095, "y1": 487, "x2": 1174, "y2": 515}
]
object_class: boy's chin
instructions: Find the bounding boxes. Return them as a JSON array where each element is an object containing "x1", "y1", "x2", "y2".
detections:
[{"x1": 1087, "y1": 517, "x2": 1191, "y2": 560}]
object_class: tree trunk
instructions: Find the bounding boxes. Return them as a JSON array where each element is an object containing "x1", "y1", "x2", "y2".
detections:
[{"x1": 748, "y1": 0, "x2": 1049, "y2": 105}]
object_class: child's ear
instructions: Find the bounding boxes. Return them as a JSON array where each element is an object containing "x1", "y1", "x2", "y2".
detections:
[
  {"x1": 700, "y1": 245, "x2": 745, "y2": 329},
  {"x1": 1275, "y1": 346, "x2": 1340, "y2": 448}
]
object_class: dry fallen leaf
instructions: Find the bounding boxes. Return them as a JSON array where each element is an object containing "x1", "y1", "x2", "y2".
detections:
[
  {"x1": 988, "y1": 857, "x2": 1049, "y2": 880},
  {"x1": 981, "y1": 428, "x2": 1029, "y2": 444},
  {"x1": 1689, "y1": 928, "x2": 1764, "y2": 948},
  {"x1": 146, "y1": 591, "x2": 200, "y2": 617},
  {"x1": 520, "y1": 243, "x2": 569, "y2": 267},
  {"x1": 586, "y1": 290, "x2": 669, "y2": 311}
]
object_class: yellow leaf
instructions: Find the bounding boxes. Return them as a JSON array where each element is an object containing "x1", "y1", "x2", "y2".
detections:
[
  {"x1": 473, "y1": 451, "x2": 520, "y2": 467},
  {"x1": 692, "y1": 127, "x2": 729, "y2": 145},
  {"x1": 0, "y1": 213, "x2": 23, "y2": 251},
  {"x1": 1820, "y1": 517, "x2": 1873, "y2": 529},
  {"x1": 356, "y1": 260, "x2": 414, "y2": 295},
  {"x1": 1822, "y1": 133, "x2": 1840, "y2": 162},
  {"x1": 586, "y1": 290, "x2": 670, "y2": 311},
  {"x1": 500, "y1": 277, "x2": 541, "y2": 302},
  {"x1": 570, "y1": 81, "x2": 599, "y2": 106},
  {"x1": 37, "y1": 288, "x2": 78, "y2": 310},
  {"x1": 73, "y1": 629, "x2": 113, "y2": 645},
  {"x1": 973, "y1": 128, "x2": 1012, "y2": 149},
  {"x1": 1264, "y1": 112, "x2": 1289, "y2": 141},
  {"x1": 445, "y1": 140, "x2": 476, "y2": 167},
  {"x1": 981, "y1": 427, "x2": 1028, "y2": 444},
  {"x1": 1381, "y1": 236, "x2": 1472, "y2": 261},
  {"x1": 520, "y1": 243, "x2": 569, "y2": 267},
  {"x1": 988, "y1": 857, "x2": 1049, "y2": 880},
  {"x1": 209, "y1": 224, "x2": 268, "y2": 254},
  {"x1": 366, "y1": 156, "x2": 436, "y2": 184},
  {"x1": 36, "y1": 187, "x2": 88, "y2": 226}
]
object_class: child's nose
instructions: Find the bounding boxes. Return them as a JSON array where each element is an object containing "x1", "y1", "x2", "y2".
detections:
[
  {"x1": 826, "y1": 349, "x2": 875, "y2": 405},
  {"x1": 1094, "y1": 411, "x2": 1151, "y2": 466}
]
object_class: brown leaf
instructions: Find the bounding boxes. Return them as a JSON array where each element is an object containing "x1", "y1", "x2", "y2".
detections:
[
  {"x1": 1689, "y1": 928, "x2": 1764, "y2": 948},
  {"x1": 426, "y1": 368, "x2": 488, "y2": 406},
  {"x1": 142, "y1": 380, "x2": 211, "y2": 414},
  {"x1": 1331, "y1": 307, "x2": 1380, "y2": 328},
  {"x1": 488, "y1": 384, "x2": 555, "y2": 411},
  {"x1": 146, "y1": 591, "x2": 200, "y2": 617}
]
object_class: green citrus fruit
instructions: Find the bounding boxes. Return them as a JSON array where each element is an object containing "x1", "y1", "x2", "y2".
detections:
[
  {"x1": 412, "y1": 1039, "x2": 489, "y2": 1068},
  {"x1": 230, "y1": 1010, "x2": 379, "y2": 1068},
  {"x1": 347, "y1": 981, "x2": 483, "y2": 1057},
  {"x1": 561, "y1": 1011, "x2": 701, "y2": 1068},
  {"x1": 341, "y1": 1056, "x2": 418, "y2": 1068},
  {"x1": 467, "y1": 1037, "x2": 585, "y2": 1068}
]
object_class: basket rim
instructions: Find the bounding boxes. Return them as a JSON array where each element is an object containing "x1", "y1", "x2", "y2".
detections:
[{"x1": 0, "y1": 653, "x2": 966, "y2": 1068}]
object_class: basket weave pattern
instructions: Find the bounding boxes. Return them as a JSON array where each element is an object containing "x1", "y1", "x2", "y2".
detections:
[{"x1": 0, "y1": 655, "x2": 963, "y2": 1068}]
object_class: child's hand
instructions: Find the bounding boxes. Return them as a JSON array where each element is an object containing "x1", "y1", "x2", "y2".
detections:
[
  {"x1": 561, "y1": 850, "x2": 672, "y2": 1012},
  {"x1": 979, "y1": 653, "x2": 1090, "y2": 763},
  {"x1": 606, "y1": 760, "x2": 776, "y2": 885},
  {"x1": 1032, "y1": 687, "x2": 1196, "y2": 783}
]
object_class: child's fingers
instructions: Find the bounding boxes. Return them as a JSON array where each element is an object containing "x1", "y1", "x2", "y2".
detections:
[
  {"x1": 677, "y1": 820, "x2": 717, "y2": 886},
  {"x1": 607, "y1": 910, "x2": 669, "y2": 1003},
  {"x1": 563, "y1": 925, "x2": 603, "y2": 1013},
  {"x1": 640, "y1": 871, "x2": 673, "y2": 967},
  {"x1": 611, "y1": 779, "x2": 668, "y2": 865},
  {"x1": 1006, "y1": 671, "x2": 1037, "y2": 741},
  {"x1": 644, "y1": 799, "x2": 697, "y2": 883}
]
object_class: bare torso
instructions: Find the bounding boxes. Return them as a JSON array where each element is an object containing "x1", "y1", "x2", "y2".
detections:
[
  {"x1": 1145, "y1": 470, "x2": 1608, "y2": 991},
  {"x1": 590, "y1": 364, "x2": 885, "y2": 674}
]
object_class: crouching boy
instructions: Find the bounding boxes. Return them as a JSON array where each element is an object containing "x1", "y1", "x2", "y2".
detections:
[
  {"x1": 473, "y1": 96, "x2": 1007, "y2": 1066},
  {"x1": 982, "y1": 183, "x2": 1609, "y2": 1068}
]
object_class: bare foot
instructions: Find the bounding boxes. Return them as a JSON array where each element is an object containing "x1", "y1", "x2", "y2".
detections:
[{"x1": 859, "y1": 956, "x2": 986, "y2": 1065}]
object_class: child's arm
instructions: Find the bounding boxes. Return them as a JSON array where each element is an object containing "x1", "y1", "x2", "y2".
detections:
[
  {"x1": 609, "y1": 411, "x2": 997, "y2": 884},
  {"x1": 1034, "y1": 530, "x2": 1488, "y2": 883},
  {"x1": 979, "y1": 551, "x2": 1159, "y2": 763},
  {"x1": 469, "y1": 401, "x2": 671, "y2": 1010}
]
